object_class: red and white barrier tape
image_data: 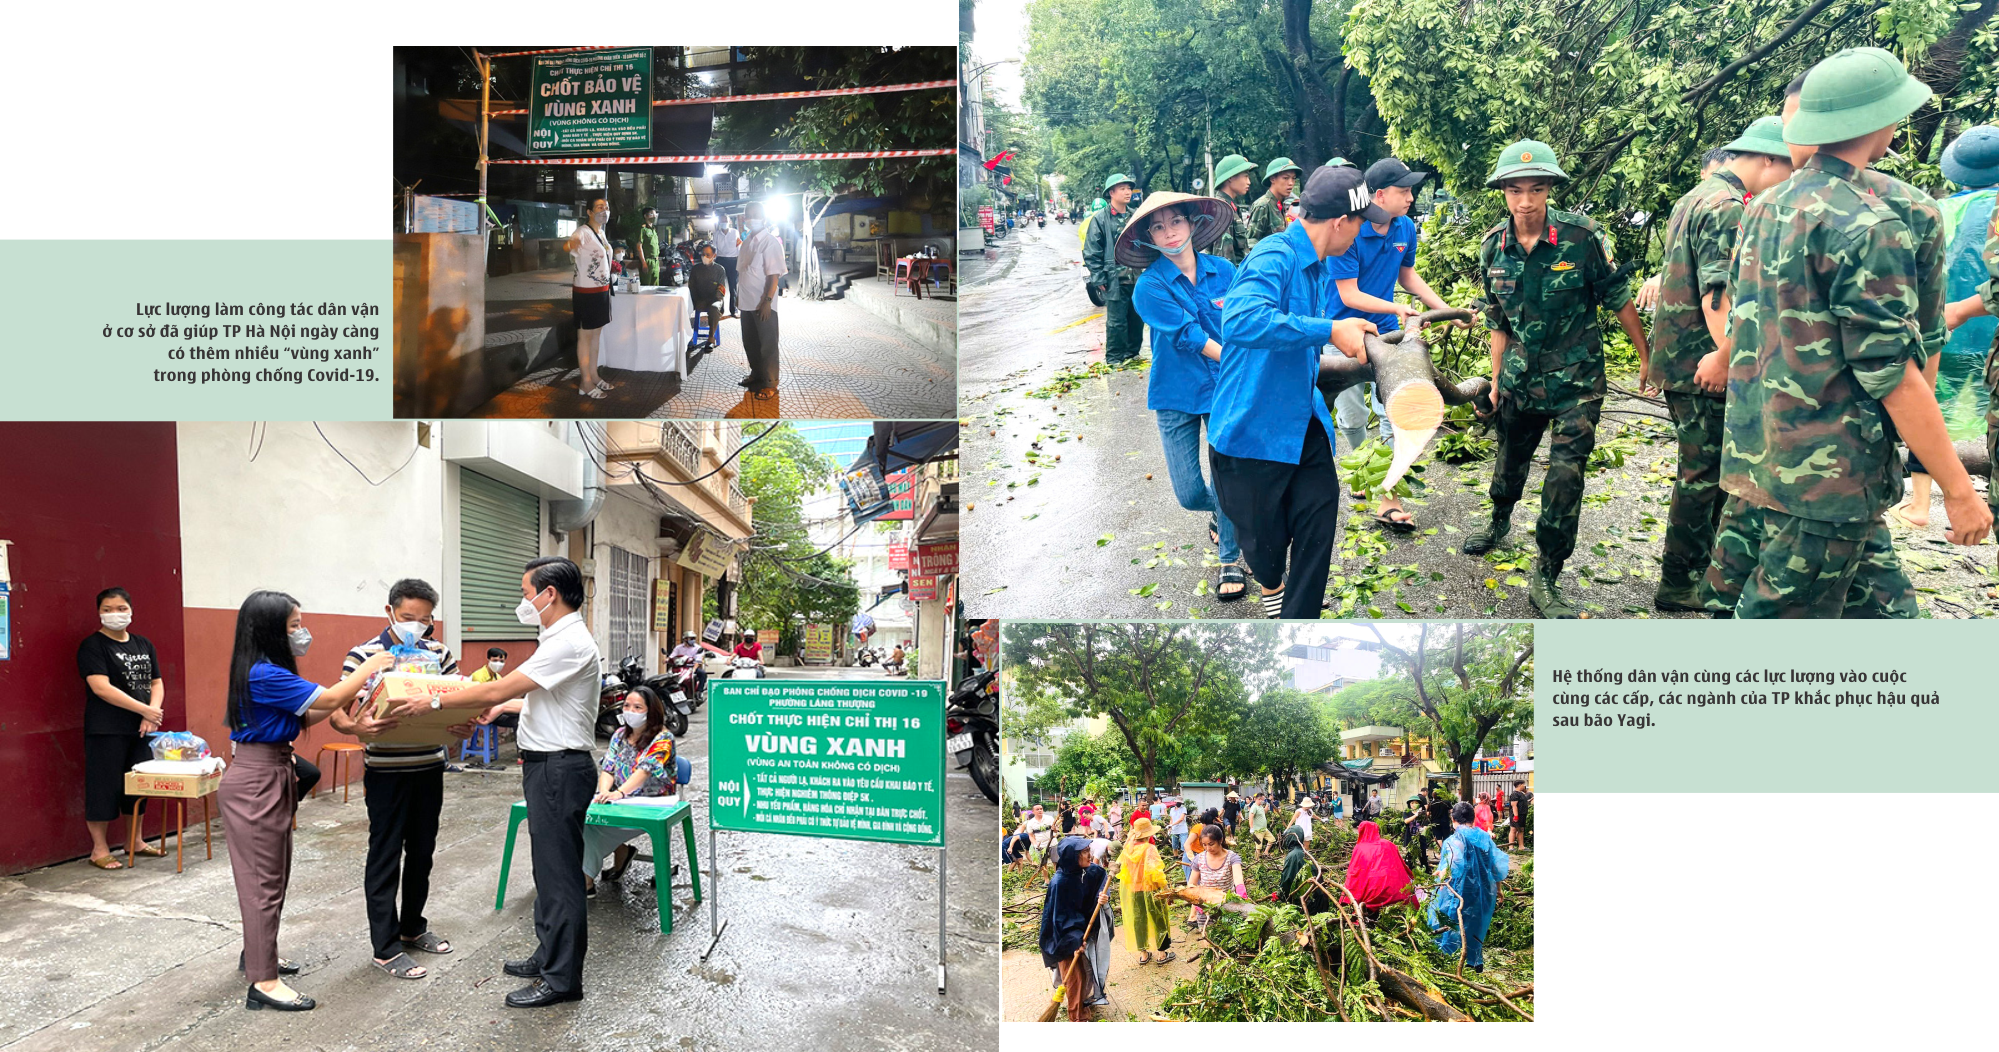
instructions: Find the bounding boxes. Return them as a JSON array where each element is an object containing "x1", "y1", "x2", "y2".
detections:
[
  {"x1": 488, "y1": 79, "x2": 954, "y2": 117},
  {"x1": 480, "y1": 47, "x2": 635, "y2": 58},
  {"x1": 489, "y1": 149, "x2": 952, "y2": 165}
]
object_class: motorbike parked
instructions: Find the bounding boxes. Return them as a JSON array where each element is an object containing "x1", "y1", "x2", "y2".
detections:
[
  {"x1": 597, "y1": 652, "x2": 687, "y2": 740},
  {"x1": 854, "y1": 647, "x2": 877, "y2": 668},
  {"x1": 945, "y1": 668, "x2": 1000, "y2": 803}
]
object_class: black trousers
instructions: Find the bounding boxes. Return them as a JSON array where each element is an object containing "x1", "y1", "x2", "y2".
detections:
[
  {"x1": 695, "y1": 300, "x2": 724, "y2": 348},
  {"x1": 294, "y1": 757, "x2": 320, "y2": 800},
  {"x1": 363, "y1": 766, "x2": 444, "y2": 960},
  {"x1": 742, "y1": 308, "x2": 781, "y2": 388},
  {"x1": 522, "y1": 750, "x2": 593, "y2": 995},
  {"x1": 718, "y1": 257, "x2": 738, "y2": 308},
  {"x1": 1210, "y1": 416, "x2": 1342, "y2": 619}
]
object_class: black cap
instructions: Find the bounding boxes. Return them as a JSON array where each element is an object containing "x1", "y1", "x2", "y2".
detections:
[
  {"x1": 1363, "y1": 157, "x2": 1428, "y2": 189},
  {"x1": 1300, "y1": 165, "x2": 1390, "y2": 222}
]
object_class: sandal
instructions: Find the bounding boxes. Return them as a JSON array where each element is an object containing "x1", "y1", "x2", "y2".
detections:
[
  {"x1": 1373, "y1": 507, "x2": 1416, "y2": 533},
  {"x1": 1208, "y1": 518, "x2": 1219, "y2": 546},
  {"x1": 753, "y1": 388, "x2": 778, "y2": 401},
  {"x1": 1217, "y1": 565, "x2": 1247, "y2": 603},
  {"x1": 401, "y1": 931, "x2": 453, "y2": 954},
  {"x1": 593, "y1": 379, "x2": 616, "y2": 393},
  {"x1": 88, "y1": 854, "x2": 124, "y2": 870},
  {"x1": 1259, "y1": 588, "x2": 1285, "y2": 619},
  {"x1": 579, "y1": 386, "x2": 607, "y2": 400},
  {"x1": 373, "y1": 953, "x2": 427, "y2": 980},
  {"x1": 1155, "y1": 951, "x2": 1177, "y2": 964},
  {"x1": 133, "y1": 840, "x2": 166, "y2": 858}
]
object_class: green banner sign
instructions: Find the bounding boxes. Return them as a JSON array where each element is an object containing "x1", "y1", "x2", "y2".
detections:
[
  {"x1": 709, "y1": 679, "x2": 946, "y2": 847},
  {"x1": 528, "y1": 48, "x2": 653, "y2": 156}
]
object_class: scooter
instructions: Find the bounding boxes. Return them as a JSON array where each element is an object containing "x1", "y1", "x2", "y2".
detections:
[
  {"x1": 946, "y1": 668, "x2": 1000, "y2": 803},
  {"x1": 656, "y1": 655, "x2": 706, "y2": 710},
  {"x1": 598, "y1": 652, "x2": 686, "y2": 739},
  {"x1": 854, "y1": 647, "x2": 877, "y2": 668},
  {"x1": 725, "y1": 655, "x2": 766, "y2": 679},
  {"x1": 1037, "y1": 215, "x2": 1046, "y2": 229}
]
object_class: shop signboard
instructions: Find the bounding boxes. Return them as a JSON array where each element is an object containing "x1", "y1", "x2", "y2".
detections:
[
  {"x1": 803, "y1": 623, "x2": 834, "y2": 662},
  {"x1": 528, "y1": 47, "x2": 654, "y2": 156},
  {"x1": 757, "y1": 628, "x2": 781, "y2": 650},
  {"x1": 914, "y1": 541, "x2": 958, "y2": 576},
  {"x1": 887, "y1": 542, "x2": 910, "y2": 570},
  {"x1": 677, "y1": 529, "x2": 734, "y2": 577},
  {"x1": 978, "y1": 205, "x2": 995, "y2": 233},
  {"x1": 908, "y1": 574, "x2": 938, "y2": 601},
  {"x1": 652, "y1": 578, "x2": 674, "y2": 632},
  {"x1": 880, "y1": 471, "x2": 916, "y2": 520}
]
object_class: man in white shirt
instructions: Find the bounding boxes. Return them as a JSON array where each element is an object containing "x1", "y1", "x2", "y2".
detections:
[
  {"x1": 734, "y1": 200, "x2": 789, "y2": 397},
  {"x1": 397, "y1": 556, "x2": 599, "y2": 1009},
  {"x1": 1292, "y1": 796, "x2": 1316, "y2": 843},
  {"x1": 1167, "y1": 801, "x2": 1188, "y2": 856},
  {"x1": 1024, "y1": 804, "x2": 1054, "y2": 863},
  {"x1": 712, "y1": 214, "x2": 741, "y2": 314}
]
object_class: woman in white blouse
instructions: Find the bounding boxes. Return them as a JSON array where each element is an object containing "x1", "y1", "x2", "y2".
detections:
[{"x1": 563, "y1": 197, "x2": 616, "y2": 399}]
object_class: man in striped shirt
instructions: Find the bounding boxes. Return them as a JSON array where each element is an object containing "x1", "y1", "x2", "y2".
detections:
[{"x1": 330, "y1": 578, "x2": 460, "y2": 980}]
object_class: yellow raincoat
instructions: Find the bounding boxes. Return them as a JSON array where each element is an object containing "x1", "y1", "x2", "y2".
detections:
[{"x1": 1118, "y1": 820, "x2": 1171, "y2": 952}]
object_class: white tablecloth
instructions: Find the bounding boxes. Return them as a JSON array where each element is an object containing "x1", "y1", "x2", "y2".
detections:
[{"x1": 599, "y1": 286, "x2": 692, "y2": 374}]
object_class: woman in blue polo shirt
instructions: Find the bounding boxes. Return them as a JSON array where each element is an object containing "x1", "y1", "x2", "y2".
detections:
[
  {"x1": 1125, "y1": 192, "x2": 1249, "y2": 601},
  {"x1": 218, "y1": 589, "x2": 394, "y2": 1012}
]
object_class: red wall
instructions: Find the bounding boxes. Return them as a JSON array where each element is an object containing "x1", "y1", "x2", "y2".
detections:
[{"x1": 0, "y1": 424, "x2": 185, "y2": 874}]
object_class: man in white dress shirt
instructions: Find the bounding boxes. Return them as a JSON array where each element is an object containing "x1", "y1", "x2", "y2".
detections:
[{"x1": 735, "y1": 200, "x2": 789, "y2": 397}]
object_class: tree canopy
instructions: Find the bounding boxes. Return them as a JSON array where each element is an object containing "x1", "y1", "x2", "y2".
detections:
[
  {"x1": 1366, "y1": 623, "x2": 1535, "y2": 801},
  {"x1": 732, "y1": 423, "x2": 859, "y2": 652}
]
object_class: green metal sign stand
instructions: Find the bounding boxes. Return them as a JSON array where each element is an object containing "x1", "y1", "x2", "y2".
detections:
[
  {"x1": 703, "y1": 678, "x2": 949, "y2": 992},
  {"x1": 527, "y1": 47, "x2": 653, "y2": 156}
]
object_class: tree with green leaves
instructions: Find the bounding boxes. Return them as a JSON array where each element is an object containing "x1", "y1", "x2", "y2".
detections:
[
  {"x1": 1365, "y1": 623, "x2": 1534, "y2": 802},
  {"x1": 1003, "y1": 621, "x2": 1271, "y2": 797},
  {"x1": 1215, "y1": 687, "x2": 1340, "y2": 798},
  {"x1": 734, "y1": 423, "x2": 859, "y2": 653},
  {"x1": 1322, "y1": 676, "x2": 1427, "y2": 758}
]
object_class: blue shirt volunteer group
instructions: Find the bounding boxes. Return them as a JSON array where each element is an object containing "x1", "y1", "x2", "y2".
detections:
[{"x1": 1133, "y1": 213, "x2": 1420, "y2": 465}]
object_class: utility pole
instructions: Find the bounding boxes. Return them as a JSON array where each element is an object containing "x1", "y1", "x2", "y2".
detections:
[{"x1": 1204, "y1": 100, "x2": 1215, "y2": 197}]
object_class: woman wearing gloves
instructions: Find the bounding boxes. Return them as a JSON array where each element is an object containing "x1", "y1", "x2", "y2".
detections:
[{"x1": 1125, "y1": 192, "x2": 1251, "y2": 601}]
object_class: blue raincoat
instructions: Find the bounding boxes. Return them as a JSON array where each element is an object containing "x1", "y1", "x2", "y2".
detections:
[
  {"x1": 1428, "y1": 824, "x2": 1509, "y2": 969},
  {"x1": 1038, "y1": 836, "x2": 1106, "y2": 970}
]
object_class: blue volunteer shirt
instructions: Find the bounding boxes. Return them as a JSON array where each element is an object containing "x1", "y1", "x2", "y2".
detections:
[
  {"x1": 1132, "y1": 251, "x2": 1237, "y2": 414},
  {"x1": 1328, "y1": 215, "x2": 1419, "y2": 331},
  {"x1": 231, "y1": 659, "x2": 323, "y2": 743},
  {"x1": 1211, "y1": 220, "x2": 1341, "y2": 463}
]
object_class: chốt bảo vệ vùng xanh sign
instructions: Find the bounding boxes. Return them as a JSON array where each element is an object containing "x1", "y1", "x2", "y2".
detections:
[{"x1": 528, "y1": 48, "x2": 652, "y2": 156}]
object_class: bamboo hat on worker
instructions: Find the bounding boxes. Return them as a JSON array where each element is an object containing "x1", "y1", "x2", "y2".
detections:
[
  {"x1": 1783, "y1": 47, "x2": 1933, "y2": 145},
  {"x1": 1114, "y1": 191, "x2": 1237, "y2": 267},
  {"x1": 1486, "y1": 140, "x2": 1570, "y2": 188},
  {"x1": 1719, "y1": 115, "x2": 1793, "y2": 159}
]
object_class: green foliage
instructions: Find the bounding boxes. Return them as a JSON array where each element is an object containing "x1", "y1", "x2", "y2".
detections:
[
  {"x1": 736, "y1": 424, "x2": 859, "y2": 650},
  {"x1": 1433, "y1": 428, "x2": 1494, "y2": 464},
  {"x1": 1338, "y1": 437, "x2": 1427, "y2": 501},
  {"x1": 1000, "y1": 683, "x2": 1072, "y2": 750},
  {"x1": 1369, "y1": 623, "x2": 1534, "y2": 800},
  {"x1": 1215, "y1": 688, "x2": 1341, "y2": 793},
  {"x1": 1325, "y1": 523, "x2": 1427, "y2": 618}
]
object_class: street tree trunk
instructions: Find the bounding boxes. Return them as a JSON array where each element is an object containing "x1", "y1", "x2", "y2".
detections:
[{"x1": 1279, "y1": 0, "x2": 1340, "y2": 163}]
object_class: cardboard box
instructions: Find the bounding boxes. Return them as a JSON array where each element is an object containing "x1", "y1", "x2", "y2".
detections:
[
  {"x1": 365, "y1": 673, "x2": 483, "y2": 747},
  {"x1": 125, "y1": 770, "x2": 223, "y2": 799}
]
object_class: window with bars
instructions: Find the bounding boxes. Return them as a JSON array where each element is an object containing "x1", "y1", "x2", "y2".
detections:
[{"x1": 606, "y1": 545, "x2": 650, "y2": 665}]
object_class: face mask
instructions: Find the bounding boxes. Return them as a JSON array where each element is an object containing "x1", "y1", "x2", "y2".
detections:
[
  {"x1": 390, "y1": 620, "x2": 424, "y2": 645},
  {"x1": 101, "y1": 612, "x2": 133, "y2": 632},
  {"x1": 619, "y1": 710, "x2": 647, "y2": 729},
  {"x1": 289, "y1": 627, "x2": 313, "y2": 656},
  {"x1": 593, "y1": 209, "x2": 609, "y2": 225},
  {"x1": 515, "y1": 591, "x2": 546, "y2": 626},
  {"x1": 488, "y1": 660, "x2": 505, "y2": 673},
  {"x1": 746, "y1": 218, "x2": 766, "y2": 233}
]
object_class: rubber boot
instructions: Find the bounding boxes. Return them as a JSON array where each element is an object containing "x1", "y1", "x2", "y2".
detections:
[
  {"x1": 1530, "y1": 561, "x2": 1580, "y2": 618},
  {"x1": 1461, "y1": 514, "x2": 1513, "y2": 555}
]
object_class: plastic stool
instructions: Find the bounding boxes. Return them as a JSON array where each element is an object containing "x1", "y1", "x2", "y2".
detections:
[
  {"x1": 314, "y1": 742, "x2": 365, "y2": 802},
  {"x1": 459, "y1": 723, "x2": 498, "y2": 764}
]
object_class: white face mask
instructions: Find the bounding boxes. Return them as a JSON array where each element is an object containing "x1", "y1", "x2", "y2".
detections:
[
  {"x1": 619, "y1": 710, "x2": 647, "y2": 729},
  {"x1": 390, "y1": 620, "x2": 425, "y2": 645},
  {"x1": 101, "y1": 612, "x2": 133, "y2": 632},
  {"x1": 514, "y1": 591, "x2": 546, "y2": 626},
  {"x1": 289, "y1": 627, "x2": 313, "y2": 656},
  {"x1": 593, "y1": 209, "x2": 609, "y2": 225},
  {"x1": 746, "y1": 217, "x2": 766, "y2": 233},
  {"x1": 488, "y1": 660, "x2": 505, "y2": 673}
]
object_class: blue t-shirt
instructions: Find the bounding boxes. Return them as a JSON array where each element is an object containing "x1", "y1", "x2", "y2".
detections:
[
  {"x1": 1132, "y1": 251, "x2": 1237, "y2": 414},
  {"x1": 231, "y1": 659, "x2": 323, "y2": 743},
  {"x1": 1328, "y1": 215, "x2": 1420, "y2": 331},
  {"x1": 1211, "y1": 220, "x2": 1340, "y2": 464}
]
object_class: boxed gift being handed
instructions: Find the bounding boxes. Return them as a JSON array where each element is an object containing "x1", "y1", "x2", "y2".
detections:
[{"x1": 364, "y1": 671, "x2": 479, "y2": 746}]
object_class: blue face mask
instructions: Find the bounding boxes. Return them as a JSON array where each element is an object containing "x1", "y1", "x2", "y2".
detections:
[{"x1": 1136, "y1": 213, "x2": 1215, "y2": 258}]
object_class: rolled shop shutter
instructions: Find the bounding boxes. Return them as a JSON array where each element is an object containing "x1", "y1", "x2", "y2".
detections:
[{"x1": 460, "y1": 470, "x2": 541, "y2": 640}]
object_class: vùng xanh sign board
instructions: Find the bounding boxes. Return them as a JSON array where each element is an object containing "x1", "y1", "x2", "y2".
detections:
[
  {"x1": 528, "y1": 48, "x2": 653, "y2": 156},
  {"x1": 709, "y1": 679, "x2": 945, "y2": 847}
]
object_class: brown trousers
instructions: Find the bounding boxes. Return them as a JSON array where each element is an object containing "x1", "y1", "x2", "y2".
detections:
[{"x1": 219, "y1": 742, "x2": 297, "y2": 983}]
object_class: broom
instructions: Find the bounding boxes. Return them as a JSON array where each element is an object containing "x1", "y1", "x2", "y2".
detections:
[{"x1": 1038, "y1": 889, "x2": 1110, "y2": 1022}]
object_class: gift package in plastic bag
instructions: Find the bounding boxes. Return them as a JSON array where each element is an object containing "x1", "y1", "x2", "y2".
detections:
[{"x1": 148, "y1": 731, "x2": 212, "y2": 762}]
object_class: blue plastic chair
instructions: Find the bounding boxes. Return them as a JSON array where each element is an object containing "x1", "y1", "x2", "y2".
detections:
[
  {"x1": 459, "y1": 723, "x2": 498, "y2": 764},
  {"x1": 676, "y1": 754, "x2": 692, "y2": 787}
]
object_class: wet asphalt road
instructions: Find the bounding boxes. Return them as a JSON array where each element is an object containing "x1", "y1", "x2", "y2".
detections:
[
  {"x1": 958, "y1": 227, "x2": 1998, "y2": 620},
  {"x1": 0, "y1": 665, "x2": 997, "y2": 1052}
]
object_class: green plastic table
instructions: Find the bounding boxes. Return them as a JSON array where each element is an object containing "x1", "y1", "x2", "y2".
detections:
[{"x1": 495, "y1": 798, "x2": 703, "y2": 933}]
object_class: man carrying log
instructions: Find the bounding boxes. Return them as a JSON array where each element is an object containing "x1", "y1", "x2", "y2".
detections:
[
  {"x1": 1465, "y1": 139, "x2": 1651, "y2": 619},
  {"x1": 1644, "y1": 117, "x2": 1795, "y2": 613},
  {"x1": 1702, "y1": 48, "x2": 1991, "y2": 617},
  {"x1": 1210, "y1": 164, "x2": 1381, "y2": 618}
]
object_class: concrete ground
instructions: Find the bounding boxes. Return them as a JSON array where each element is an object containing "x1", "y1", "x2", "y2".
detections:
[
  {"x1": 0, "y1": 667, "x2": 998, "y2": 1052},
  {"x1": 959, "y1": 224, "x2": 1998, "y2": 619},
  {"x1": 476, "y1": 270, "x2": 956, "y2": 420}
]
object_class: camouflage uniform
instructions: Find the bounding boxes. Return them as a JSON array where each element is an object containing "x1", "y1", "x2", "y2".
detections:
[
  {"x1": 1647, "y1": 170, "x2": 1750, "y2": 604},
  {"x1": 1082, "y1": 202, "x2": 1143, "y2": 363},
  {"x1": 1699, "y1": 153, "x2": 1921, "y2": 618},
  {"x1": 1211, "y1": 188, "x2": 1254, "y2": 265},
  {"x1": 1245, "y1": 190, "x2": 1290, "y2": 250},
  {"x1": 1477, "y1": 208, "x2": 1631, "y2": 567}
]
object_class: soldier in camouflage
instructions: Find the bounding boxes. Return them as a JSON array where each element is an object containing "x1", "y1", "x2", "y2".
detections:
[
  {"x1": 1701, "y1": 47, "x2": 1990, "y2": 619},
  {"x1": 1644, "y1": 116, "x2": 1794, "y2": 612},
  {"x1": 1466, "y1": 140, "x2": 1651, "y2": 618},
  {"x1": 1082, "y1": 173, "x2": 1146, "y2": 364},
  {"x1": 1209, "y1": 154, "x2": 1258, "y2": 265},
  {"x1": 1245, "y1": 157, "x2": 1304, "y2": 250}
]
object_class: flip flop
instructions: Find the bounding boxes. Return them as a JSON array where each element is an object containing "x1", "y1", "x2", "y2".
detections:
[
  {"x1": 89, "y1": 854, "x2": 124, "y2": 870},
  {"x1": 374, "y1": 952, "x2": 427, "y2": 979},
  {"x1": 133, "y1": 840, "x2": 166, "y2": 858},
  {"x1": 1217, "y1": 565, "x2": 1247, "y2": 603},
  {"x1": 401, "y1": 931, "x2": 453, "y2": 954},
  {"x1": 1883, "y1": 504, "x2": 1925, "y2": 529},
  {"x1": 1373, "y1": 507, "x2": 1417, "y2": 533}
]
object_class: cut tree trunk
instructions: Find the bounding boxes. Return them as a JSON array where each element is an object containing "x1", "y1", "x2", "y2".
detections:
[
  {"x1": 1376, "y1": 963, "x2": 1471, "y2": 1022},
  {"x1": 1316, "y1": 308, "x2": 1491, "y2": 489}
]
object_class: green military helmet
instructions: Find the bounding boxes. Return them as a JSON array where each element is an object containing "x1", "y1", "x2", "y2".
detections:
[
  {"x1": 1103, "y1": 172, "x2": 1137, "y2": 193},
  {"x1": 1784, "y1": 47, "x2": 1933, "y2": 147},
  {"x1": 1263, "y1": 156, "x2": 1304, "y2": 182},
  {"x1": 1213, "y1": 154, "x2": 1258, "y2": 186},
  {"x1": 1324, "y1": 156, "x2": 1355, "y2": 169},
  {"x1": 1720, "y1": 115, "x2": 1791, "y2": 159},
  {"x1": 1486, "y1": 140, "x2": 1569, "y2": 189}
]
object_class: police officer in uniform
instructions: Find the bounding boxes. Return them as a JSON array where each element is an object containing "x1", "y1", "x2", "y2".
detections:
[
  {"x1": 631, "y1": 206, "x2": 662, "y2": 287},
  {"x1": 1466, "y1": 140, "x2": 1651, "y2": 618},
  {"x1": 1246, "y1": 157, "x2": 1304, "y2": 250},
  {"x1": 1082, "y1": 173, "x2": 1145, "y2": 364},
  {"x1": 1209, "y1": 154, "x2": 1258, "y2": 265}
]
